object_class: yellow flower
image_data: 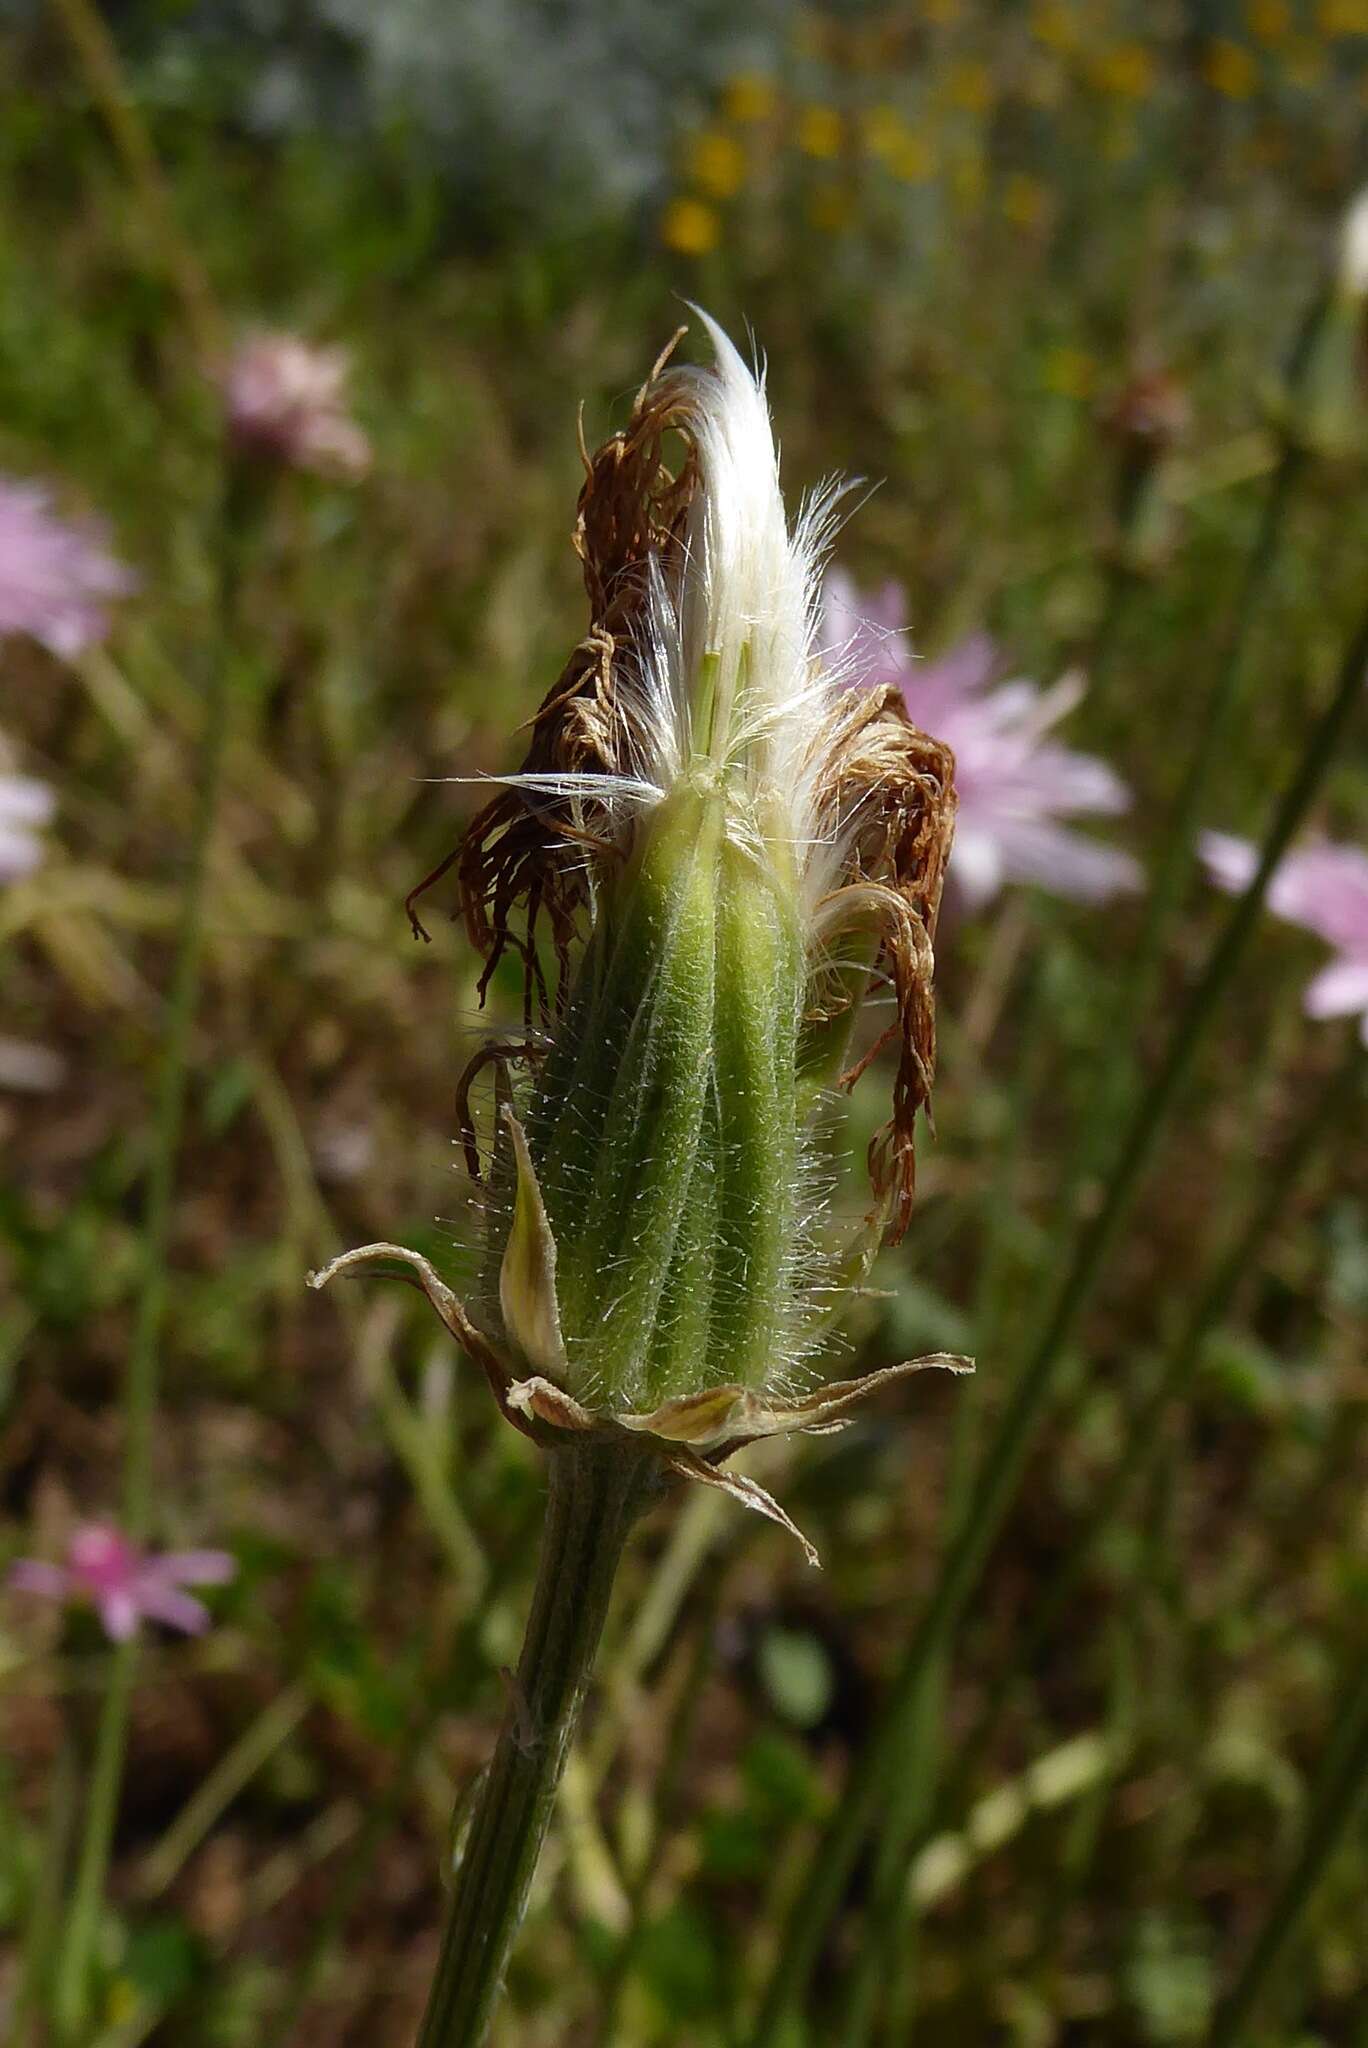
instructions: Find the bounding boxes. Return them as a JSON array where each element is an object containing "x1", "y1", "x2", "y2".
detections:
[
  {"x1": 723, "y1": 72, "x2": 778, "y2": 124},
  {"x1": 796, "y1": 104, "x2": 844, "y2": 159},
  {"x1": 924, "y1": 0, "x2": 963, "y2": 22},
  {"x1": 951, "y1": 149, "x2": 987, "y2": 208},
  {"x1": 1204, "y1": 38, "x2": 1259, "y2": 97},
  {"x1": 946, "y1": 59, "x2": 993, "y2": 114},
  {"x1": 1318, "y1": 0, "x2": 1368, "y2": 31},
  {"x1": 105, "y1": 1981, "x2": 140, "y2": 2026},
  {"x1": 1284, "y1": 36, "x2": 1328, "y2": 84},
  {"x1": 686, "y1": 129, "x2": 747, "y2": 199},
  {"x1": 1003, "y1": 171, "x2": 1049, "y2": 229},
  {"x1": 1042, "y1": 344, "x2": 1096, "y2": 400},
  {"x1": 807, "y1": 183, "x2": 855, "y2": 232},
  {"x1": 1031, "y1": 0, "x2": 1078, "y2": 50},
  {"x1": 661, "y1": 197, "x2": 720, "y2": 257},
  {"x1": 890, "y1": 131, "x2": 938, "y2": 182},
  {"x1": 861, "y1": 103, "x2": 910, "y2": 161},
  {"x1": 1246, "y1": 0, "x2": 1292, "y2": 40},
  {"x1": 1091, "y1": 42, "x2": 1156, "y2": 99}
]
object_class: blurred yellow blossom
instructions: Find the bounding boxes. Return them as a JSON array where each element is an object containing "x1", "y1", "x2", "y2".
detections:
[
  {"x1": 1003, "y1": 172, "x2": 1049, "y2": 229},
  {"x1": 947, "y1": 60, "x2": 993, "y2": 114},
  {"x1": 661, "y1": 196, "x2": 720, "y2": 256},
  {"x1": 1246, "y1": 0, "x2": 1292, "y2": 39},
  {"x1": 686, "y1": 129, "x2": 747, "y2": 199},
  {"x1": 1091, "y1": 42, "x2": 1157, "y2": 100},
  {"x1": 722, "y1": 72, "x2": 778, "y2": 124},
  {"x1": 924, "y1": 0, "x2": 963, "y2": 22},
  {"x1": 105, "y1": 1981, "x2": 139, "y2": 2026},
  {"x1": 1284, "y1": 37, "x2": 1328, "y2": 84},
  {"x1": 1031, "y1": 0, "x2": 1078, "y2": 49},
  {"x1": 861, "y1": 104, "x2": 909, "y2": 161},
  {"x1": 890, "y1": 131, "x2": 938, "y2": 182},
  {"x1": 1042, "y1": 344, "x2": 1096, "y2": 399},
  {"x1": 951, "y1": 149, "x2": 987, "y2": 208},
  {"x1": 1204, "y1": 38, "x2": 1259, "y2": 97},
  {"x1": 1318, "y1": 0, "x2": 1368, "y2": 30},
  {"x1": 797, "y1": 105, "x2": 844, "y2": 159}
]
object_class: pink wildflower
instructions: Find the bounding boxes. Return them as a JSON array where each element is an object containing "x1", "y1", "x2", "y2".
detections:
[
  {"x1": 0, "y1": 477, "x2": 135, "y2": 658},
  {"x1": 1201, "y1": 832, "x2": 1368, "y2": 1044},
  {"x1": 9, "y1": 1523, "x2": 235, "y2": 1641},
  {"x1": 219, "y1": 331, "x2": 372, "y2": 480},
  {"x1": 822, "y1": 571, "x2": 1141, "y2": 910}
]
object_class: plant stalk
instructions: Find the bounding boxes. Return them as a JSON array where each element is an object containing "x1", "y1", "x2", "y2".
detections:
[
  {"x1": 1207, "y1": 1649, "x2": 1368, "y2": 2047},
  {"x1": 55, "y1": 471, "x2": 247, "y2": 2041},
  {"x1": 416, "y1": 1441, "x2": 652, "y2": 2048},
  {"x1": 746, "y1": 593, "x2": 1368, "y2": 2046},
  {"x1": 935, "y1": 1029, "x2": 1363, "y2": 1827}
]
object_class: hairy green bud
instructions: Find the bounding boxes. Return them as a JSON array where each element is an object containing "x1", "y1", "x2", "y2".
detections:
[{"x1": 320, "y1": 313, "x2": 965, "y2": 1560}]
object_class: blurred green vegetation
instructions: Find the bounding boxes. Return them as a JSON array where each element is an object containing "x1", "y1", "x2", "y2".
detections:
[{"x1": 2, "y1": 3, "x2": 1367, "y2": 2044}]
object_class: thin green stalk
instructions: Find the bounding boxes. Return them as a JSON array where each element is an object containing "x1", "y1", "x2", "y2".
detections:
[
  {"x1": 1060, "y1": 282, "x2": 1332, "y2": 1217},
  {"x1": 1207, "y1": 1650, "x2": 1368, "y2": 2047},
  {"x1": 416, "y1": 1442, "x2": 654, "y2": 2048},
  {"x1": 935, "y1": 1028, "x2": 1363, "y2": 1825},
  {"x1": 837, "y1": 957, "x2": 1051, "y2": 2048},
  {"x1": 746, "y1": 596, "x2": 1368, "y2": 2047},
  {"x1": 48, "y1": 0, "x2": 222, "y2": 362},
  {"x1": 137, "y1": 1680, "x2": 313, "y2": 1899},
  {"x1": 1065, "y1": 436, "x2": 1305, "y2": 1210},
  {"x1": 591, "y1": 1565, "x2": 727, "y2": 2046},
  {"x1": 268, "y1": 1525, "x2": 535, "y2": 2048},
  {"x1": 13, "y1": 1737, "x2": 78, "y2": 2045},
  {"x1": 56, "y1": 479, "x2": 243, "y2": 2041}
]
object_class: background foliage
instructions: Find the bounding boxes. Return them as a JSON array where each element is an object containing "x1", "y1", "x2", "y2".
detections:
[{"x1": 2, "y1": 3, "x2": 1367, "y2": 2043}]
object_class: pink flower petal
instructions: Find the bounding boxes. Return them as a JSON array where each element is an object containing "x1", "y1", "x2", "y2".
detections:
[
  {"x1": 1266, "y1": 843, "x2": 1368, "y2": 954},
  {"x1": 148, "y1": 1549, "x2": 237, "y2": 1588},
  {"x1": 824, "y1": 574, "x2": 1138, "y2": 911},
  {"x1": 990, "y1": 818, "x2": 1144, "y2": 902},
  {"x1": 0, "y1": 476, "x2": 135, "y2": 657},
  {"x1": 1302, "y1": 954, "x2": 1368, "y2": 1020},
  {"x1": 97, "y1": 1589, "x2": 140, "y2": 1641},
  {"x1": 134, "y1": 1583, "x2": 212, "y2": 1635},
  {"x1": 8, "y1": 1560, "x2": 72, "y2": 1601}
]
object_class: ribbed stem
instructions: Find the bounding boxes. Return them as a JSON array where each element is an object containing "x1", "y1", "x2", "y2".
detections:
[{"x1": 416, "y1": 1442, "x2": 653, "y2": 2048}]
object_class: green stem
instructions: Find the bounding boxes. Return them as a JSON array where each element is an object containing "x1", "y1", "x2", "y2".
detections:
[
  {"x1": 49, "y1": 0, "x2": 222, "y2": 362},
  {"x1": 56, "y1": 475, "x2": 242, "y2": 2042},
  {"x1": 591, "y1": 1559, "x2": 727, "y2": 2046},
  {"x1": 837, "y1": 957, "x2": 1051, "y2": 2048},
  {"x1": 936, "y1": 1029, "x2": 1363, "y2": 1829},
  {"x1": 1064, "y1": 435, "x2": 1304, "y2": 1212},
  {"x1": 1207, "y1": 1650, "x2": 1368, "y2": 2048},
  {"x1": 746, "y1": 594, "x2": 1368, "y2": 2048},
  {"x1": 416, "y1": 1442, "x2": 652, "y2": 2048}
]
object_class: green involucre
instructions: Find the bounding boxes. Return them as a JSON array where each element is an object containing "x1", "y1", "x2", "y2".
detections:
[{"x1": 522, "y1": 779, "x2": 806, "y2": 1410}]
